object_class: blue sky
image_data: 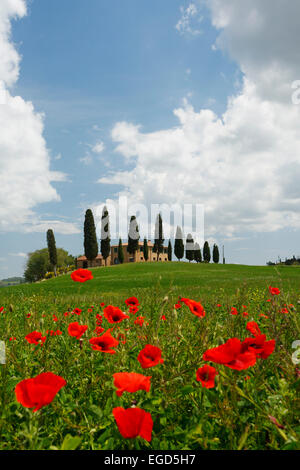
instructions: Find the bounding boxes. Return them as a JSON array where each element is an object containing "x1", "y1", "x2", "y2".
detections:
[{"x1": 1, "y1": 0, "x2": 300, "y2": 278}]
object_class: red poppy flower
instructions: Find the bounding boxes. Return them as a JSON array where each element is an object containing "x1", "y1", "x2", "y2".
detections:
[
  {"x1": 9, "y1": 337, "x2": 16, "y2": 341},
  {"x1": 129, "y1": 305, "x2": 139, "y2": 314},
  {"x1": 71, "y1": 269, "x2": 93, "y2": 283},
  {"x1": 174, "y1": 303, "x2": 181, "y2": 310},
  {"x1": 52, "y1": 314, "x2": 59, "y2": 322},
  {"x1": 0, "y1": 307, "x2": 5, "y2": 313},
  {"x1": 259, "y1": 313, "x2": 269, "y2": 319},
  {"x1": 100, "y1": 302, "x2": 105, "y2": 307},
  {"x1": 89, "y1": 331, "x2": 119, "y2": 353},
  {"x1": 113, "y1": 407, "x2": 153, "y2": 441},
  {"x1": 196, "y1": 365, "x2": 218, "y2": 389},
  {"x1": 134, "y1": 316, "x2": 146, "y2": 326},
  {"x1": 231, "y1": 307, "x2": 238, "y2": 315},
  {"x1": 242, "y1": 312, "x2": 249, "y2": 317},
  {"x1": 125, "y1": 297, "x2": 139, "y2": 307},
  {"x1": 203, "y1": 338, "x2": 257, "y2": 370},
  {"x1": 241, "y1": 335, "x2": 275, "y2": 360},
  {"x1": 25, "y1": 331, "x2": 46, "y2": 345},
  {"x1": 137, "y1": 344, "x2": 164, "y2": 369},
  {"x1": 281, "y1": 308, "x2": 289, "y2": 314},
  {"x1": 104, "y1": 305, "x2": 130, "y2": 324},
  {"x1": 94, "y1": 326, "x2": 105, "y2": 336},
  {"x1": 113, "y1": 372, "x2": 152, "y2": 397},
  {"x1": 216, "y1": 304, "x2": 222, "y2": 308},
  {"x1": 68, "y1": 322, "x2": 88, "y2": 339},
  {"x1": 15, "y1": 372, "x2": 66, "y2": 412},
  {"x1": 180, "y1": 298, "x2": 205, "y2": 317},
  {"x1": 269, "y1": 286, "x2": 280, "y2": 296},
  {"x1": 161, "y1": 314, "x2": 166, "y2": 321},
  {"x1": 246, "y1": 321, "x2": 261, "y2": 337},
  {"x1": 72, "y1": 308, "x2": 82, "y2": 316}
]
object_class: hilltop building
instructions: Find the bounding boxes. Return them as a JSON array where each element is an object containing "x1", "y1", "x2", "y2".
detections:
[{"x1": 76, "y1": 241, "x2": 169, "y2": 268}]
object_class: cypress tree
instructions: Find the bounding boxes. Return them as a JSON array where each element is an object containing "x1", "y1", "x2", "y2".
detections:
[
  {"x1": 167, "y1": 240, "x2": 172, "y2": 261},
  {"x1": 118, "y1": 238, "x2": 124, "y2": 264},
  {"x1": 127, "y1": 215, "x2": 140, "y2": 259},
  {"x1": 100, "y1": 206, "x2": 111, "y2": 266},
  {"x1": 186, "y1": 234, "x2": 195, "y2": 262},
  {"x1": 143, "y1": 237, "x2": 149, "y2": 261},
  {"x1": 213, "y1": 244, "x2": 220, "y2": 264},
  {"x1": 194, "y1": 243, "x2": 202, "y2": 263},
  {"x1": 174, "y1": 226, "x2": 184, "y2": 261},
  {"x1": 84, "y1": 209, "x2": 98, "y2": 262},
  {"x1": 153, "y1": 213, "x2": 164, "y2": 261},
  {"x1": 46, "y1": 229, "x2": 57, "y2": 276},
  {"x1": 203, "y1": 241, "x2": 211, "y2": 263}
]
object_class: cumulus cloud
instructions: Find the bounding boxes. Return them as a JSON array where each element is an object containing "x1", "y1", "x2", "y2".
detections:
[
  {"x1": 98, "y1": 0, "x2": 300, "y2": 240},
  {"x1": 0, "y1": 0, "x2": 77, "y2": 234}
]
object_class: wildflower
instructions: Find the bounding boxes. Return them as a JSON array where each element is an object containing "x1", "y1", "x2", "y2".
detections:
[
  {"x1": 89, "y1": 331, "x2": 119, "y2": 353},
  {"x1": 203, "y1": 338, "x2": 257, "y2": 370},
  {"x1": 72, "y1": 308, "x2": 82, "y2": 316},
  {"x1": 241, "y1": 335, "x2": 275, "y2": 360},
  {"x1": 67, "y1": 322, "x2": 88, "y2": 339},
  {"x1": 104, "y1": 305, "x2": 130, "y2": 324},
  {"x1": 246, "y1": 321, "x2": 261, "y2": 337},
  {"x1": 129, "y1": 305, "x2": 139, "y2": 314},
  {"x1": 71, "y1": 268, "x2": 93, "y2": 283},
  {"x1": 94, "y1": 326, "x2": 105, "y2": 336},
  {"x1": 15, "y1": 372, "x2": 66, "y2": 412},
  {"x1": 196, "y1": 365, "x2": 218, "y2": 389},
  {"x1": 113, "y1": 372, "x2": 151, "y2": 397},
  {"x1": 134, "y1": 316, "x2": 146, "y2": 326},
  {"x1": 231, "y1": 307, "x2": 238, "y2": 315},
  {"x1": 113, "y1": 407, "x2": 153, "y2": 441},
  {"x1": 125, "y1": 297, "x2": 139, "y2": 307},
  {"x1": 180, "y1": 298, "x2": 206, "y2": 317},
  {"x1": 161, "y1": 314, "x2": 167, "y2": 321},
  {"x1": 174, "y1": 303, "x2": 181, "y2": 310},
  {"x1": 25, "y1": 331, "x2": 46, "y2": 345},
  {"x1": 137, "y1": 344, "x2": 164, "y2": 369},
  {"x1": 269, "y1": 286, "x2": 280, "y2": 296}
]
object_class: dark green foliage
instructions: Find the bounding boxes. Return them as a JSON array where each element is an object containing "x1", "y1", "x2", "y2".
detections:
[
  {"x1": 203, "y1": 241, "x2": 211, "y2": 263},
  {"x1": 100, "y1": 206, "x2": 111, "y2": 266},
  {"x1": 213, "y1": 244, "x2": 220, "y2": 264},
  {"x1": 185, "y1": 234, "x2": 194, "y2": 262},
  {"x1": 84, "y1": 209, "x2": 98, "y2": 261},
  {"x1": 194, "y1": 242, "x2": 202, "y2": 263},
  {"x1": 174, "y1": 226, "x2": 184, "y2": 261},
  {"x1": 118, "y1": 238, "x2": 124, "y2": 264},
  {"x1": 127, "y1": 216, "x2": 140, "y2": 256},
  {"x1": 167, "y1": 240, "x2": 172, "y2": 261},
  {"x1": 143, "y1": 237, "x2": 149, "y2": 261},
  {"x1": 24, "y1": 248, "x2": 74, "y2": 283},
  {"x1": 153, "y1": 214, "x2": 164, "y2": 261},
  {"x1": 47, "y1": 229, "x2": 57, "y2": 276}
]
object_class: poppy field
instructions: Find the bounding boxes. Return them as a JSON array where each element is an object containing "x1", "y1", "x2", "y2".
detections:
[{"x1": 0, "y1": 263, "x2": 299, "y2": 450}]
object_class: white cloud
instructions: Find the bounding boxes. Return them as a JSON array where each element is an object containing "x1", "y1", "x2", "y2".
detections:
[
  {"x1": 79, "y1": 153, "x2": 93, "y2": 165},
  {"x1": 175, "y1": 3, "x2": 203, "y2": 36},
  {"x1": 91, "y1": 141, "x2": 105, "y2": 154},
  {"x1": 0, "y1": 1, "x2": 76, "y2": 235},
  {"x1": 99, "y1": 1, "x2": 300, "y2": 240},
  {"x1": 9, "y1": 252, "x2": 27, "y2": 257}
]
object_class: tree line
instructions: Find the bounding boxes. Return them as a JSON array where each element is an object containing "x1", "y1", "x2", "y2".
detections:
[{"x1": 84, "y1": 207, "x2": 221, "y2": 265}]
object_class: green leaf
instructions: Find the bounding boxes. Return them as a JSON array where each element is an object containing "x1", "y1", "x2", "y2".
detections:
[{"x1": 61, "y1": 434, "x2": 82, "y2": 451}]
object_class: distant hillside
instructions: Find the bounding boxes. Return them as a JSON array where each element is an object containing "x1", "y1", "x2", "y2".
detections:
[{"x1": 0, "y1": 277, "x2": 25, "y2": 287}]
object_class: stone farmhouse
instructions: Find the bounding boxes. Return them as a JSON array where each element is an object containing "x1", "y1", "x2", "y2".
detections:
[{"x1": 76, "y1": 240, "x2": 169, "y2": 268}]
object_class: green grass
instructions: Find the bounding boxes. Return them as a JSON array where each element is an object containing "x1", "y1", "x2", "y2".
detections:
[
  {"x1": 1, "y1": 262, "x2": 300, "y2": 302},
  {"x1": 0, "y1": 262, "x2": 299, "y2": 450}
]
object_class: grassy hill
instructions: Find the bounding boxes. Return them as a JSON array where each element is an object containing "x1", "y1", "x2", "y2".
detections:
[{"x1": 1, "y1": 262, "x2": 299, "y2": 305}]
